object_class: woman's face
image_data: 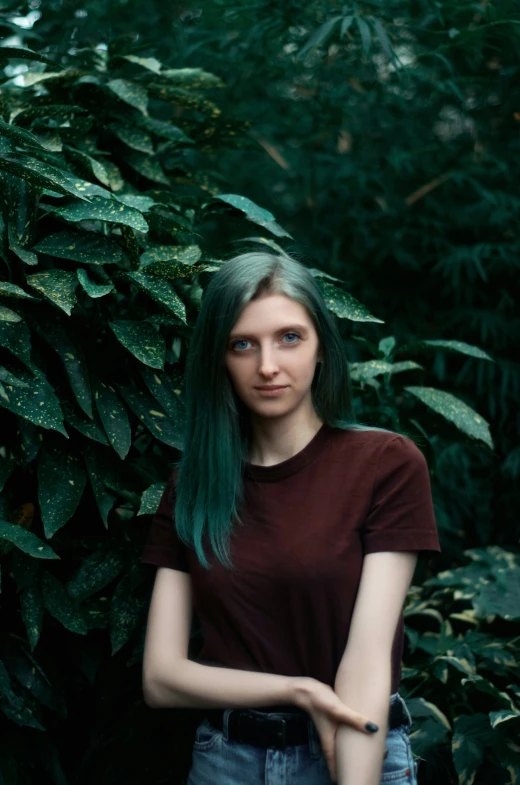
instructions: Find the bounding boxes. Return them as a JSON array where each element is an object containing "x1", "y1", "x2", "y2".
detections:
[{"x1": 224, "y1": 294, "x2": 322, "y2": 420}]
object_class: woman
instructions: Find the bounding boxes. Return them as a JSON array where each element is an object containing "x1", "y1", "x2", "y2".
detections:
[{"x1": 140, "y1": 251, "x2": 441, "y2": 785}]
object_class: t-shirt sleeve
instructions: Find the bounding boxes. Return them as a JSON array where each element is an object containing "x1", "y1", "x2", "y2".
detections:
[
  {"x1": 140, "y1": 468, "x2": 190, "y2": 572},
  {"x1": 361, "y1": 435, "x2": 441, "y2": 554}
]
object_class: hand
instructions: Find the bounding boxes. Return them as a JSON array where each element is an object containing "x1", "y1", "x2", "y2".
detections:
[{"x1": 293, "y1": 677, "x2": 379, "y2": 783}]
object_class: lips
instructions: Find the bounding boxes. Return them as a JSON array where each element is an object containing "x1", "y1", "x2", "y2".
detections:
[{"x1": 255, "y1": 386, "x2": 287, "y2": 390}]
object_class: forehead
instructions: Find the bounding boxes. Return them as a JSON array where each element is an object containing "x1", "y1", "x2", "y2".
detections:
[{"x1": 231, "y1": 295, "x2": 312, "y2": 331}]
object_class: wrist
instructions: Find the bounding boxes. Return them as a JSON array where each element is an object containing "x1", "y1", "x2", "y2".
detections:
[{"x1": 291, "y1": 676, "x2": 318, "y2": 711}]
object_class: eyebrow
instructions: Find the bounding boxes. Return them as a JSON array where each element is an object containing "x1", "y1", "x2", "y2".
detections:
[{"x1": 228, "y1": 324, "x2": 309, "y2": 341}]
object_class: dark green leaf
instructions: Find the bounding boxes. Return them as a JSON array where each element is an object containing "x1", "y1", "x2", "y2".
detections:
[
  {"x1": 124, "y1": 149, "x2": 170, "y2": 185},
  {"x1": 26, "y1": 269, "x2": 79, "y2": 315},
  {"x1": 404, "y1": 386, "x2": 493, "y2": 448},
  {"x1": 67, "y1": 547, "x2": 126, "y2": 601},
  {"x1": 0, "y1": 305, "x2": 22, "y2": 322},
  {"x1": 120, "y1": 54, "x2": 162, "y2": 73},
  {"x1": 110, "y1": 123, "x2": 154, "y2": 154},
  {"x1": 298, "y1": 16, "x2": 342, "y2": 58},
  {"x1": 60, "y1": 398, "x2": 109, "y2": 446},
  {"x1": 355, "y1": 17, "x2": 372, "y2": 56},
  {"x1": 83, "y1": 443, "x2": 119, "y2": 527},
  {"x1": 0, "y1": 521, "x2": 59, "y2": 559},
  {"x1": 0, "y1": 281, "x2": 39, "y2": 300},
  {"x1": 0, "y1": 46, "x2": 60, "y2": 67},
  {"x1": 52, "y1": 195, "x2": 148, "y2": 232},
  {"x1": 115, "y1": 382, "x2": 180, "y2": 447},
  {"x1": 137, "y1": 481, "x2": 166, "y2": 516},
  {"x1": 0, "y1": 659, "x2": 45, "y2": 730},
  {"x1": 139, "y1": 117, "x2": 193, "y2": 143},
  {"x1": 318, "y1": 281, "x2": 385, "y2": 323},
  {"x1": 107, "y1": 79, "x2": 148, "y2": 115},
  {"x1": 0, "y1": 365, "x2": 67, "y2": 435},
  {"x1": 110, "y1": 564, "x2": 148, "y2": 654},
  {"x1": 33, "y1": 229, "x2": 123, "y2": 266},
  {"x1": 0, "y1": 154, "x2": 91, "y2": 200},
  {"x1": 77, "y1": 268, "x2": 114, "y2": 298},
  {"x1": 140, "y1": 244, "x2": 201, "y2": 265},
  {"x1": 109, "y1": 320, "x2": 165, "y2": 369},
  {"x1": 38, "y1": 443, "x2": 87, "y2": 538},
  {"x1": 92, "y1": 375, "x2": 131, "y2": 460},
  {"x1": 0, "y1": 118, "x2": 45, "y2": 150},
  {"x1": 156, "y1": 67, "x2": 225, "y2": 88},
  {"x1": 125, "y1": 270, "x2": 187, "y2": 323},
  {"x1": 147, "y1": 84, "x2": 220, "y2": 116},
  {"x1": 0, "y1": 318, "x2": 34, "y2": 369},
  {"x1": 20, "y1": 582, "x2": 44, "y2": 651},
  {"x1": 472, "y1": 568, "x2": 520, "y2": 621},
  {"x1": 41, "y1": 571, "x2": 88, "y2": 635},
  {"x1": 212, "y1": 193, "x2": 292, "y2": 238}
]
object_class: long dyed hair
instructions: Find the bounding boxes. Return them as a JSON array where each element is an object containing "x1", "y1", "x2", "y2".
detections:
[{"x1": 172, "y1": 251, "x2": 400, "y2": 570}]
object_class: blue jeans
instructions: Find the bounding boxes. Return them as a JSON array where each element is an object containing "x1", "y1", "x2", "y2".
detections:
[{"x1": 187, "y1": 691, "x2": 418, "y2": 784}]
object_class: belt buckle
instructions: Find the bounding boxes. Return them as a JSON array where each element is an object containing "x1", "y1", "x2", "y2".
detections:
[
  {"x1": 269, "y1": 717, "x2": 287, "y2": 750},
  {"x1": 237, "y1": 712, "x2": 287, "y2": 750}
]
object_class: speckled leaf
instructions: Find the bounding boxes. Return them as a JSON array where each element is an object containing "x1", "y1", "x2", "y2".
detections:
[
  {"x1": 41, "y1": 571, "x2": 88, "y2": 635},
  {"x1": 110, "y1": 565, "x2": 148, "y2": 654},
  {"x1": 33, "y1": 229, "x2": 123, "y2": 266},
  {"x1": 318, "y1": 281, "x2": 385, "y2": 323},
  {"x1": 0, "y1": 521, "x2": 59, "y2": 559},
  {"x1": 404, "y1": 386, "x2": 493, "y2": 448},
  {"x1": 0, "y1": 154, "x2": 91, "y2": 200},
  {"x1": 103, "y1": 159, "x2": 124, "y2": 192},
  {"x1": 137, "y1": 482, "x2": 166, "y2": 516},
  {"x1": 140, "y1": 260, "x2": 200, "y2": 280},
  {"x1": 60, "y1": 398, "x2": 109, "y2": 445},
  {"x1": 20, "y1": 581, "x2": 44, "y2": 651},
  {"x1": 213, "y1": 194, "x2": 292, "y2": 238},
  {"x1": 64, "y1": 146, "x2": 110, "y2": 187},
  {"x1": 0, "y1": 367, "x2": 29, "y2": 388},
  {"x1": 0, "y1": 281, "x2": 39, "y2": 300},
  {"x1": 158, "y1": 67, "x2": 225, "y2": 89},
  {"x1": 52, "y1": 196, "x2": 148, "y2": 231},
  {"x1": 1, "y1": 365, "x2": 67, "y2": 434},
  {"x1": 0, "y1": 305, "x2": 22, "y2": 322},
  {"x1": 115, "y1": 193, "x2": 155, "y2": 212},
  {"x1": 115, "y1": 383, "x2": 179, "y2": 447},
  {"x1": 107, "y1": 79, "x2": 148, "y2": 115},
  {"x1": 125, "y1": 270, "x2": 187, "y2": 323},
  {"x1": 109, "y1": 320, "x2": 165, "y2": 370},
  {"x1": 121, "y1": 54, "x2": 162, "y2": 73},
  {"x1": 139, "y1": 117, "x2": 193, "y2": 143},
  {"x1": 0, "y1": 318, "x2": 34, "y2": 368},
  {"x1": 67, "y1": 547, "x2": 126, "y2": 601},
  {"x1": 83, "y1": 444, "x2": 118, "y2": 527},
  {"x1": 140, "y1": 244, "x2": 201, "y2": 265},
  {"x1": 400, "y1": 339, "x2": 494, "y2": 363},
  {"x1": 77, "y1": 268, "x2": 114, "y2": 298},
  {"x1": 0, "y1": 455, "x2": 17, "y2": 491},
  {"x1": 92, "y1": 375, "x2": 131, "y2": 460},
  {"x1": 147, "y1": 84, "x2": 220, "y2": 117},
  {"x1": 32, "y1": 320, "x2": 93, "y2": 418},
  {"x1": 472, "y1": 568, "x2": 520, "y2": 621},
  {"x1": 0, "y1": 118, "x2": 45, "y2": 150},
  {"x1": 0, "y1": 659, "x2": 45, "y2": 730},
  {"x1": 26, "y1": 269, "x2": 79, "y2": 315},
  {"x1": 111, "y1": 124, "x2": 154, "y2": 154},
  {"x1": 38, "y1": 443, "x2": 87, "y2": 538},
  {"x1": 349, "y1": 359, "x2": 423, "y2": 382},
  {"x1": 0, "y1": 45, "x2": 59, "y2": 66},
  {"x1": 138, "y1": 366, "x2": 185, "y2": 449},
  {"x1": 124, "y1": 150, "x2": 170, "y2": 185}
]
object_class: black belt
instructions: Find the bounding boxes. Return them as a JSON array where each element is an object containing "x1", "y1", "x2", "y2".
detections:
[{"x1": 204, "y1": 697, "x2": 409, "y2": 751}]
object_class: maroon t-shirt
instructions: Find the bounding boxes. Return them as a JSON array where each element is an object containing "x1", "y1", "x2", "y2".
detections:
[{"x1": 141, "y1": 423, "x2": 441, "y2": 695}]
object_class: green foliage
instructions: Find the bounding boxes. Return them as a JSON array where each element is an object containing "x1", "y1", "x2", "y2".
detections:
[{"x1": 0, "y1": 1, "x2": 517, "y2": 784}]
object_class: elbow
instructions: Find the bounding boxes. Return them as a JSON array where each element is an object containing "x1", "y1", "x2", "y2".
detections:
[{"x1": 142, "y1": 672, "x2": 167, "y2": 708}]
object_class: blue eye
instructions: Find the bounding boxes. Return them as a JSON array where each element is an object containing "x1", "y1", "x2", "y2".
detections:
[{"x1": 230, "y1": 333, "x2": 301, "y2": 351}]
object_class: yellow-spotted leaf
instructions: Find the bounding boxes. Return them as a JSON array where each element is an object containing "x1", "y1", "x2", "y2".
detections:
[
  {"x1": 138, "y1": 366, "x2": 185, "y2": 449},
  {"x1": 140, "y1": 260, "x2": 200, "y2": 280},
  {"x1": 0, "y1": 154, "x2": 91, "y2": 200},
  {"x1": 110, "y1": 123, "x2": 154, "y2": 154},
  {"x1": 120, "y1": 54, "x2": 162, "y2": 74},
  {"x1": 83, "y1": 443, "x2": 119, "y2": 527},
  {"x1": 67, "y1": 547, "x2": 126, "y2": 602},
  {"x1": 349, "y1": 359, "x2": 423, "y2": 382},
  {"x1": 20, "y1": 582, "x2": 44, "y2": 651},
  {"x1": 125, "y1": 270, "x2": 187, "y2": 323},
  {"x1": 64, "y1": 146, "x2": 110, "y2": 187},
  {"x1": 114, "y1": 193, "x2": 155, "y2": 212},
  {"x1": 0, "y1": 365, "x2": 67, "y2": 436},
  {"x1": 77, "y1": 268, "x2": 114, "y2": 298},
  {"x1": 109, "y1": 320, "x2": 165, "y2": 370},
  {"x1": 0, "y1": 305, "x2": 22, "y2": 322},
  {"x1": 123, "y1": 149, "x2": 170, "y2": 185},
  {"x1": 0, "y1": 281, "x2": 39, "y2": 301},
  {"x1": 147, "y1": 83, "x2": 220, "y2": 117},
  {"x1": 139, "y1": 117, "x2": 193, "y2": 143},
  {"x1": 137, "y1": 482, "x2": 166, "y2": 516},
  {"x1": 400, "y1": 339, "x2": 494, "y2": 363},
  {"x1": 0, "y1": 659, "x2": 45, "y2": 730},
  {"x1": 0, "y1": 318, "x2": 34, "y2": 369},
  {"x1": 51, "y1": 195, "x2": 149, "y2": 232},
  {"x1": 60, "y1": 398, "x2": 108, "y2": 446},
  {"x1": 115, "y1": 382, "x2": 180, "y2": 447},
  {"x1": 33, "y1": 229, "x2": 123, "y2": 266},
  {"x1": 26, "y1": 269, "x2": 79, "y2": 315},
  {"x1": 213, "y1": 193, "x2": 292, "y2": 238},
  {"x1": 0, "y1": 117, "x2": 45, "y2": 150},
  {"x1": 404, "y1": 386, "x2": 493, "y2": 448},
  {"x1": 107, "y1": 78, "x2": 148, "y2": 115},
  {"x1": 158, "y1": 67, "x2": 225, "y2": 88},
  {"x1": 37, "y1": 443, "x2": 87, "y2": 538},
  {"x1": 0, "y1": 45, "x2": 60, "y2": 67},
  {"x1": 91, "y1": 375, "x2": 131, "y2": 460},
  {"x1": 41, "y1": 571, "x2": 87, "y2": 635},
  {"x1": 0, "y1": 521, "x2": 59, "y2": 559},
  {"x1": 318, "y1": 280, "x2": 385, "y2": 323},
  {"x1": 140, "y1": 244, "x2": 201, "y2": 265},
  {"x1": 109, "y1": 565, "x2": 148, "y2": 654}
]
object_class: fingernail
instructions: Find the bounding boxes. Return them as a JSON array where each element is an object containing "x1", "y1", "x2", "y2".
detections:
[{"x1": 365, "y1": 722, "x2": 379, "y2": 733}]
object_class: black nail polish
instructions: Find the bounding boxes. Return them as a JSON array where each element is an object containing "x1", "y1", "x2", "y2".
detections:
[{"x1": 365, "y1": 722, "x2": 379, "y2": 733}]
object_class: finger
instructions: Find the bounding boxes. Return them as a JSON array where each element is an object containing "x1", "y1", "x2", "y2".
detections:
[{"x1": 335, "y1": 707, "x2": 379, "y2": 734}]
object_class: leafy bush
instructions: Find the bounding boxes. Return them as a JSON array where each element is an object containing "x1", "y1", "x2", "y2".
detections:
[{"x1": 0, "y1": 22, "x2": 506, "y2": 785}]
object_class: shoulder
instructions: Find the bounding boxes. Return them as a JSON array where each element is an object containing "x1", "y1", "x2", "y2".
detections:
[{"x1": 327, "y1": 427, "x2": 428, "y2": 472}]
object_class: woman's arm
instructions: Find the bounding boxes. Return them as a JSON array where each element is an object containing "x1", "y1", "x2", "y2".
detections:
[{"x1": 333, "y1": 550, "x2": 418, "y2": 785}]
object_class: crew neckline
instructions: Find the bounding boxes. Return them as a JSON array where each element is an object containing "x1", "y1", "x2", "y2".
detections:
[{"x1": 243, "y1": 422, "x2": 336, "y2": 482}]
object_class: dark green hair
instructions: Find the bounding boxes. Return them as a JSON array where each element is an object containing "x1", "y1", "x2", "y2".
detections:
[{"x1": 172, "y1": 251, "x2": 399, "y2": 570}]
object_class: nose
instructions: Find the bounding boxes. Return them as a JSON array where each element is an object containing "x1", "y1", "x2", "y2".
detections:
[{"x1": 258, "y1": 346, "x2": 279, "y2": 376}]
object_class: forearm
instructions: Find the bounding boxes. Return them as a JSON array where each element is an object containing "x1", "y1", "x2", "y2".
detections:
[
  {"x1": 334, "y1": 659, "x2": 392, "y2": 785},
  {"x1": 144, "y1": 659, "x2": 301, "y2": 710}
]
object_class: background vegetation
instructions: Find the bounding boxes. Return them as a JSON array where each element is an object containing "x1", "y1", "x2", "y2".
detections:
[{"x1": 0, "y1": 1, "x2": 519, "y2": 784}]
